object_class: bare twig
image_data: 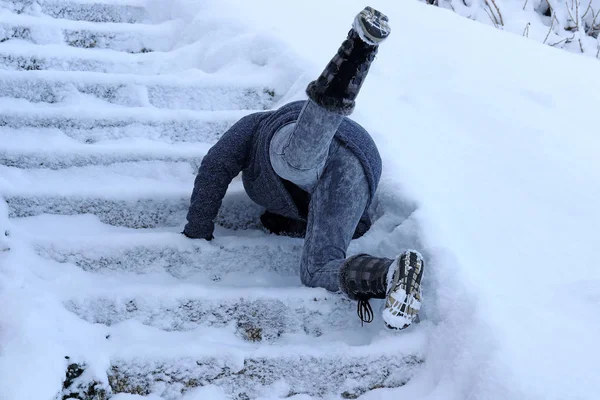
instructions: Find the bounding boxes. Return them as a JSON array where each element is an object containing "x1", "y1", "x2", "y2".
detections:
[
  {"x1": 523, "y1": 22, "x2": 531, "y2": 36},
  {"x1": 565, "y1": 1, "x2": 576, "y2": 26},
  {"x1": 488, "y1": 0, "x2": 505, "y2": 25},
  {"x1": 544, "y1": 0, "x2": 555, "y2": 21},
  {"x1": 596, "y1": 44, "x2": 600, "y2": 57},
  {"x1": 574, "y1": 0, "x2": 586, "y2": 52},
  {"x1": 549, "y1": 34, "x2": 574, "y2": 46},
  {"x1": 592, "y1": 8, "x2": 600, "y2": 27},
  {"x1": 543, "y1": 11, "x2": 556, "y2": 43},
  {"x1": 523, "y1": 0, "x2": 529, "y2": 10},
  {"x1": 483, "y1": 4, "x2": 499, "y2": 27},
  {"x1": 581, "y1": 0, "x2": 593, "y2": 20}
]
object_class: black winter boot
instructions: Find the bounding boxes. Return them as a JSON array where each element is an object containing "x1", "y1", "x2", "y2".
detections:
[
  {"x1": 306, "y1": 7, "x2": 391, "y2": 116},
  {"x1": 339, "y1": 250, "x2": 424, "y2": 329}
]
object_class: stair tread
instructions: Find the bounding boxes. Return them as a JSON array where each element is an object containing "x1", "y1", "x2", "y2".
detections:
[
  {"x1": 37, "y1": 1, "x2": 148, "y2": 24},
  {"x1": 0, "y1": 128, "x2": 212, "y2": 153},
  {"x1": 104, "y1": 321, "x2": 425, "y2": 358},
  {"x1": 5, "y1": 0, "x2": 148, "y2": 24},
  {"x1": 0, "y1": 100, "x2": 250, "y2": 143},
  {"x1": 0, "y1": 9, "x2": 164, "y2": 31},
  {"x1": 0, "y1": 70, "x2": 276, "y2": 111},
  {"x1": 0, "y1": 98, "x2": 254, "y2": 120},
  {"x1": 5, "y1": 178, "x2": 262, "y2": 228},
  {"x1": 103, "y1": 323, "x2": 424, "y2": 398},
  {"x1": 0, "y1": 69, "x2": 273, "y2": 88},
  {"x1": 0, "y1": 40, "x2": 158, "y2": 73},
  {"x1": 0, "y1": 40, "x2": 147, "y2": 60},
  {"x1": 38, "y1": 0, "x2": 147, "y2": 6},
  {"x1": 0, "y1": 128, "x2": 210, "y2": 168},
  {"x1": 0, "y1": 11, "x2": 177, "y2": 52},
  {"x1": 0, "y1": 161, "x2": 195, "y2": 196},
  {"x1": 64, "y1": 289, "x2": 361, "y2": 340}
]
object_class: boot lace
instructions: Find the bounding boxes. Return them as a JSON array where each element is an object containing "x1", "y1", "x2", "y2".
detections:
[{"x1": 357, "y1": 298, "x2": 374, "y2": 325}]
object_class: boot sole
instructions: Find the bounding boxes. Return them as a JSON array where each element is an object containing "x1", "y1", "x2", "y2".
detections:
[
  {"x1": 353, "y1": 7, "x2": 391, "y2": 45},
  {"x1": 383, "y1": 250, "x2": 424, "y2": 330}
]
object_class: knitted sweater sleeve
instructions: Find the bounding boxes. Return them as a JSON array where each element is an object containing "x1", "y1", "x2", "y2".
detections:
[{"x1": 183, "y1": 113, "x2": 259, "y2": 239}]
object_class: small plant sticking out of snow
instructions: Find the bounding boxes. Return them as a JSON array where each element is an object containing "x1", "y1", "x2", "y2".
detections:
[{"x1": 424, "y1": 0, "x2": 600, "y2": 58}]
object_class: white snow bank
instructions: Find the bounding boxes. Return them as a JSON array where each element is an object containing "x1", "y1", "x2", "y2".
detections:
[
  {"x1": 0, "y1": 203, "x2": 110, "y2": 400},
  {"x1": 162, "y1": 1, "x2": 600, "y2": 399},
  {"x1": 433, "y1": 0, "x2": 600, "y2": 59}
]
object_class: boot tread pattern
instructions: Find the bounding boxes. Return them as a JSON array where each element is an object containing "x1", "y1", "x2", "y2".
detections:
[
  {"x1": 384, "y1": 250, "x2": 424, "y2": 330},
  {"x1": 353, "y1": 6, "x2": 391, "y2": 45}
]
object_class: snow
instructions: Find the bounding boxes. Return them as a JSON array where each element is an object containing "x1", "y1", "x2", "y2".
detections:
[
  {"x1": 440, "y1": 0, "x2": 600, "y2": 58},
  {"x1": 1, "y1": 0, "x2": 599, "y2": 400}
]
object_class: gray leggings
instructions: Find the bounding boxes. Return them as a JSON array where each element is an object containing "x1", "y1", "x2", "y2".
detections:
[{"x1": 269, "y1": 100, "x2": 370, "y2": 292}]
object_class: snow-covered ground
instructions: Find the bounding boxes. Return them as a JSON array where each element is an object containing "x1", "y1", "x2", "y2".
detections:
[
  {"x1": 1, "y1": 0, "x2": 599, "y2": 399},
  {"x1": 427, "y1": 0, "x2": 600, "y2": 59}
]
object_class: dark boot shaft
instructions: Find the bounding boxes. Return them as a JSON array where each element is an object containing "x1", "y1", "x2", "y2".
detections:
[
  {"x1": 307, "y1": 30, "x2": 378, "y2": 116},
  {"x1": 339, "y1": 254, "x2": 394, "y2": 300},
  {"x1": 306, "y1": 7, "x2": 390, "y2": 115}
]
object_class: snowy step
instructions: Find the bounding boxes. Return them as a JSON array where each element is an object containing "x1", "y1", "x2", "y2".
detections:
[
  {"x1": 0, "y1": 102, "x2": 244, "y2": 143},
  {"x1": 5, "y1": 195, "x2": 191, "y2": 229},
  {"x1": 0, "y1": 128, "x2": 210, "y2": 169},
  {"x1": 12, "y1": 0, "x2": 149, "y2": 24},
  {"x1": 0, "y1": 41, "x2": 155, "y2": 73},
  {"x1": 26, "y1": 220, "x2": 301, "y2": 278},
  {"x1": 0, "y1": 70, "x2": 275, "y2": 111},
  {"x1": 64, "y1": 283, "x2": 360, "y2": 341},
  {"x1": 101, "y1": 325, "x2": 424, "y2": 399},
  {"x1": 2, "y1": 164, "x2": 262, "y2": 228},
  {"x1": 108, "y1": 354, "x2": 419, "y2": 399},
  {"x1": 3, "y1": 0, "x2": 148, "y2": 23},
  {"x1": 0, "y1": 11, "x2": 176, "y2": 52}
]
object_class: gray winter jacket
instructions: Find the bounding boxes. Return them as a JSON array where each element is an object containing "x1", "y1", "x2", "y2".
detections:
[{"x1": 184, "y1": 100, "x2": 382, "y2": 239}]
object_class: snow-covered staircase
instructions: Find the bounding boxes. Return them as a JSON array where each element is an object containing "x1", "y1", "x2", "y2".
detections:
[{"x1": 0, "y1": 1, "x2": 425, "y2": 399}]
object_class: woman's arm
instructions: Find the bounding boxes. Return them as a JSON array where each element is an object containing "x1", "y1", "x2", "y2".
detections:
[{"x1": 183, "y1": 113, "x2": 261, "y2": 239}]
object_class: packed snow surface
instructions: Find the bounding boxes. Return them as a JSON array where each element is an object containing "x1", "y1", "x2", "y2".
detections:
[{"x1": 1, "y1": 0, "x2": 599, "y2": 400}]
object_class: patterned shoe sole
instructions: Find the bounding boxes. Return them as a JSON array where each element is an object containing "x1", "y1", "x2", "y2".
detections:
[
  {"x1": 383, "y1": 250, "x2": 424, "y2": 330},
  {"x1": 354, "y1": 6, "x2": 391, "y2": 45}
]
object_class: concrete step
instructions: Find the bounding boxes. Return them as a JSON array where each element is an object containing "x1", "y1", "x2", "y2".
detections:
[
  {"x1": 0, "y1": 40, "x2": 156, "y2": 73},
  {"x1": 6, "y1": 194, "x2": 261, "y2": 229},
  {"x1": 29, "y1": 226, "x2": 301, "y2": 279},
  {"x1": 0, "y1": 11, "x2": 177, "y2": 52},
  {"x1": 0, "y1": 101, "x2": 246, "y2": 143},
  {"x1": 0, "y1": 70, "x2": 276, "y2": 111},
  {"x1": 0, "y1": 128, "x2": 210, "y2": 169},
  {"x1": 108, "y1": 354, "x2": 419, "y2": 399},
  {"x1": 94, "y1": 324, "x2": 424, "y2": 399},
  {"x1": 16, "y1": 211, "x2": 300, "y2": 277},
  {"x1": 63, "y1": 282, "x2": 363, "y2": 342},
  {"x1": 3, "y1": 0, "x2": 148, "y2": 23},
  {"x1": 2, "y1": 164, "x2": 262, "y2": 228}
]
